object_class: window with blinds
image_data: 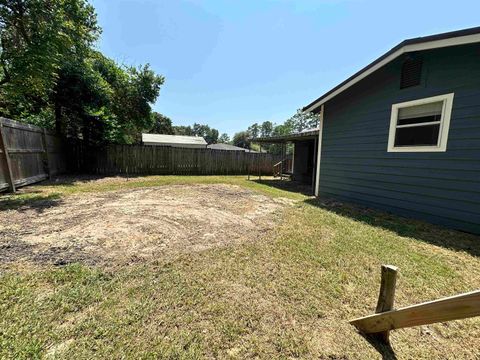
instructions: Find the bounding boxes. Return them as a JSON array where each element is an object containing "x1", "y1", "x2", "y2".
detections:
[
  {"x1": 394, "y1": 101, "x2": 443, "y2": 146},
  {"x1": 387, "y1": 94, "x2": 454, "y2": 152}
]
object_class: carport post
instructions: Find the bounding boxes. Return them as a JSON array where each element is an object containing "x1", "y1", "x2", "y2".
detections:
[
  {"x1": 280, "y1": 142, "x2": 285, "y2": 180},
  {"x1": 311, "y1": 137, "x2": 317, "y2": 194},
  {"x1": 314, "y1": 104, "x2": 325, "y2": 197}
]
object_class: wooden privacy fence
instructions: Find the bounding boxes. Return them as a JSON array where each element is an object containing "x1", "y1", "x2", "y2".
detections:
[
  {"x1": 0, "y1": 118, "x2": 66, "y2": 192},
  {"x1": 68, "y1": 143, "x2": 281, "y2": 176},
  {"x1": 350, "y1": 265, "x2": 480, "y2": 344}
]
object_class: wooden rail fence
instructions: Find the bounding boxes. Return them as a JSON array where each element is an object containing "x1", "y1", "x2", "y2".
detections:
[
  {"x1": 350, "y1": 265, "x2": 480, "y2": 344},
  {"x1": 68, "y1": 143, "x2": 281, "y2": 176},
  {"x1": 0, "y1": 118, "x2": 66, "y2": 192}
]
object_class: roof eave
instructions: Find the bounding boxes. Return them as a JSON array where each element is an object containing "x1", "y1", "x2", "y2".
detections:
[
  {"x1": 303, "y1": 27, "x2": 480, "y2": 113},
  {"x1": 253, "y1": 129, "x2": 319, "y2": 143}
]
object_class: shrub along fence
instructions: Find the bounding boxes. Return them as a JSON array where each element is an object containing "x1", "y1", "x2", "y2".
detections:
[
  {"x1": 68, "y1": 143, "x2": 281, "y2": 176},
  {"x1": 0, "y1": 117, "x2": 66, "y2": 192}
]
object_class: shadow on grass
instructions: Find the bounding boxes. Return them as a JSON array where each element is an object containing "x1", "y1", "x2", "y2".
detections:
[
  {"x1": 252, "y1": 179, "x2": 314, "y2": 196},
  {"x1": 360, "y1": 333, "x2": 398, "y2": 360},
  {"x1": 304, "y1": 197, "x2": 480, "y2": 257},
  {"x1": 0, "y1": 239, "x2": 100, "y2": 266},
  {"x1": 0, "y1": 193, "x2": 63, "y2": 212},
  {"x1": 40, "y1": 174, "x2": 130, "y2": 187}
]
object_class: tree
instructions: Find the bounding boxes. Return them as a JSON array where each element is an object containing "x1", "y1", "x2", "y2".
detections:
[
  {"x1": 205, "y1": 128, "x2": 219, "y2": 144},
  {"x1": 218, "y1": 133, "x2": 230, "y2": 143},
  {"x1": 173, "y1": 125, "x2": 193, "y2": 136},
  {"x1": 0, "y1": 0, "x2": 164, "y2": 145},
  {"x1": 0, "y1": 0, "x2": 100, "y2": 121},
  {"x1": 52, "y1": 51, "x2": 163, "y2": 144},
  {"x1": 51, "y1": 55, "x2": 110, "y2": 143},
  {"x1": 190, "y1": 123, "x2": 219, "y2": 144},
  {"x1": 150, "y1": 112, "x2": 173, "y2": 134},
  {"x1": 247, "y1": 123, "x2": 260, "y2": 138},
  {"x1": 232, "y1": 131, "x2": 250, "y2": 149},
  {"x1": 272, "y1": 121, "x2": 294, "y2": 136},
  {"x1": 107, "y1": 63, "x2": 163, "y2": 143},
  {"x1": 260, "y1": 121, "x2": 273, "y2": 137},
  {"x1": 286, "y1": 109, "x2": 320, "y2": 133}
]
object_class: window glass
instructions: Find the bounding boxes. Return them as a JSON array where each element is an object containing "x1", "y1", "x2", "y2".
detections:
[
  {"x1": 388, "y1": 94, "x2": 453, "y2": 152},
  {"x1": 394, "y1": 101, "x2": 443, "y2": 147},
  {"x1": 394, "y1": 124, "x2": 440, "y2": 146}
]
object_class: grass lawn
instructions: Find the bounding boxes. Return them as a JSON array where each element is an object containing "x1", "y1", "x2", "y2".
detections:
[{"x1": 1, "y1": 175, "x2": 479, "y2": 359}]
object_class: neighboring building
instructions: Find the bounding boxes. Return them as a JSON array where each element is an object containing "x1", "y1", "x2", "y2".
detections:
[
  {"x1": 142, "y1": 133, "x2": 207, "y2": 148},
  {"x1": 207, "y1": 143, "x2": 261, "y2": 152},
  {"x1": 259, "y1": 27, "x2": 480, "y2": 234}
]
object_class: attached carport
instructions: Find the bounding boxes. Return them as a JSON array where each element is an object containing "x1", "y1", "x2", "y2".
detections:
[{"x1": 253, "y1": 129, "x2": 319, "y2": 194}]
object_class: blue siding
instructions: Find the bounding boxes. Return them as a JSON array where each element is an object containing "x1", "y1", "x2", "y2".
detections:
[{"x1": 320, "y1": 43, "x2": 480, "y2": 234}]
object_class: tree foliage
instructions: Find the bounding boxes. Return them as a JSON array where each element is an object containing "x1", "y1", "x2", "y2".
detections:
[
  {"x1": 218, "y1": 133, "x2": 230, "y2": 143},
  {"x1": 232, "y1": 131, "x2": 250, "y2": 149},
  {"x1": 260, "y1": 121, "x2": 273, "y2": 137},
  {"x1": 173, "y1": 122, "x2": 219, "y2": 144},
  {"x1": 0, "y1": 0, "x2": 99, "y2": 96},
  {"x1": 149, "y1": 112, "x2": 173, "y2": 135},
  {"x1": 285, "y1": 109, "x2": 319, "y2": 133},
  {"x1": 247, "y1": 123, "x2": 260, "y2": 139},
  {"x1": 0, "y1": 0, "x2": 164, "y2": 144},
  {"x1": 234, "y1": 109, "x2": 319, "y2": 154},
  {"x1": 192, "y1": 123, "x2": 218, "y2": 144}
]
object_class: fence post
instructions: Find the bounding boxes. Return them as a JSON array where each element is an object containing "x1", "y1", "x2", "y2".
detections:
[
  {"x1": 374, "y1": 265, "x2": 398, "y2": 343},
  {"x1": 259, "y1": 145, "x2": 263, "y2": 180},
  {"x1": 247, "y1": 152, "x2": 250, "y2": 180},
  {"x1": 42, "y1": 129, "x2": 51, "y2": 179},
  {"x1": 0, "y1": 120, "x2": 15, "y2": 192},
  {"x1": 169, "y1": 146, "x2": 174, "y2": 175}
]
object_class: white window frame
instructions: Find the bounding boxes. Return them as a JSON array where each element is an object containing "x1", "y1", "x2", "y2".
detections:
[{"x1": 387, "y1": 93, "x2": 454, "y2": 152}]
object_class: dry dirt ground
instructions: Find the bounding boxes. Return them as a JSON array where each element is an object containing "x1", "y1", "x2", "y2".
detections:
[{"x1": 0, "y1": 184, "x2": 290, "y2": 267}]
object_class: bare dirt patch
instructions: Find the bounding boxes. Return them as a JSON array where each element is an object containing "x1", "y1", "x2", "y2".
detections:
[{"x1": 0, "y1": 184, "x2": 289, "y2": 267}]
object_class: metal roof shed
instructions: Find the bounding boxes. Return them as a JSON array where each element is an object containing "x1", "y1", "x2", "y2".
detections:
[{"x1": 142, "y1": 134, "x2": 207, "y2": 148}]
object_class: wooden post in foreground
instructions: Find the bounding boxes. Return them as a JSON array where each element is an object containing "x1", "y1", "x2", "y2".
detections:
[
  {"x1": 351, "y1": 290, "x2": 480, "y2": 335},
  {"x1": 374, "y1": 265, "x2": 398, "y2": 343}
]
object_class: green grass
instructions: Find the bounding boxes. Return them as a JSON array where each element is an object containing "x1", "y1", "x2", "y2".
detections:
[
  {"x1": 0, "y1": 175, "x2": 306, "y2": 211},
  {"x1": 1, "y1": 175, "x2": 479, "y2": 359}
]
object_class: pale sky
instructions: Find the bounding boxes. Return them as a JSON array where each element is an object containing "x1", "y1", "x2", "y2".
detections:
[{"x1": 91, "y1": 0, "x2": 480, "y2": 136}]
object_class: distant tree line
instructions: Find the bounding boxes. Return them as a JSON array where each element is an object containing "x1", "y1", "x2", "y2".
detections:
[
  {"x1": 232, "y1": 109, "x2": 320, "y2": 153},
  {"x1": 148, "y1": 113, "x2": 228, "y2": 145},
  {"x1": 0, "y1": 0, "x2": 164, "y2": 145}
]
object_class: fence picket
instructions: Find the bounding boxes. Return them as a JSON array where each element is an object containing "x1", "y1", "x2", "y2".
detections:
[
  {"x1": 69, "y1": 144, "x2": 280, "y2": 176},
  {"x1": 0, "y1": 118, "x2": 65, "y2": 192}
]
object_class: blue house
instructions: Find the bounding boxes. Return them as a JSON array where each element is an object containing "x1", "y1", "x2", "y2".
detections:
[
  {"x1": 305, "y1": 26, "x2": 480, "y2": 234},
  {"x1": 262, "y1": 27, "x2": 480, "y2": 234}
]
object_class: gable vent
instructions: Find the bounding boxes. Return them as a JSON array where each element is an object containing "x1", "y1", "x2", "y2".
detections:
[{"x1": 400, "y1": 57, "x2": 423, "y2": 89}]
